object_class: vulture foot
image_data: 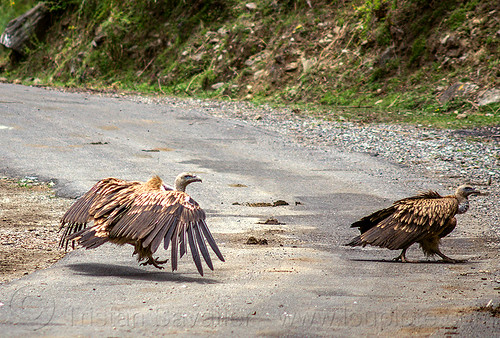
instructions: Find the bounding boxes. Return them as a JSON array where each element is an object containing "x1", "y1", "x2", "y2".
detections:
[
  {"x1": 392, "y1": 255, "x2": 412, "y2": 263},
  {"x1": 436, "y1": 251, "x2": 464, "y2": 263},
  {"x1": 393, "y1": 248, "x2": 411, "y2": 263},
  {"x1": 140, "y1": 257, "x2": 168, "y2": 269}
]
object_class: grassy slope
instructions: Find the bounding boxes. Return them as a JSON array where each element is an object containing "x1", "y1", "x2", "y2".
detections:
[{"x1": 0, "y1": 0, "x2": 499, "y2": 128}]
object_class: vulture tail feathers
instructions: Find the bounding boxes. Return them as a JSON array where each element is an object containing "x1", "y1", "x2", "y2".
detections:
[
  {"x1": 350, "y1": 206, "x2": 395, "y2": 233},
  {"x1": 345, "y1": 235, "x2": 363, "y2": 247}
]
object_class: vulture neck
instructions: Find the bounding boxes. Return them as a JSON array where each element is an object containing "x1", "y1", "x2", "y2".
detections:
[
  {"x1": 174, "y1": 179, "x2": 187, "y2": 192},
  {"x1": 457, "y1": 199, "x2": 470, "y2": 214},
  {"x1": 454, "y1": 191, "x2": 470, "y2": 215}
]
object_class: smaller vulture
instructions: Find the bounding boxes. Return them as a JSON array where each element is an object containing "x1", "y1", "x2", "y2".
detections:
[
  {"x1": 346, "y1": 185, "x2": 480, "y2": 263},
  {"x1": 59, "y1": 173, "x2": 224, "y2": 276}
]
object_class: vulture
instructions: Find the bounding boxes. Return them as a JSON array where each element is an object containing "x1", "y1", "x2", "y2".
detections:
[
  {"x1": 346, "y1": 185, "x2": 480, "y2": 263},
  {"x1": 59, "y1": 173, "x2": 224, "y2": 276}
]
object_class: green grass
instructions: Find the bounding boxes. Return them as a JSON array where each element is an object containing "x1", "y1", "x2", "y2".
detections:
[{"x1": 0, "y1": 0, "x2": 37, "y2": 32}]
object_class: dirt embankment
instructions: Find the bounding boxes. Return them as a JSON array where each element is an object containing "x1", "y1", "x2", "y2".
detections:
[{"x1": 0, "y1": 177, "x2": 71, "y2": 284}]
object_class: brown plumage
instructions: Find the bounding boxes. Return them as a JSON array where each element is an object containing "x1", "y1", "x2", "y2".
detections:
[
  {"x1": 59, "y1": 173, "x2": 224, "y2": 276},
  {"x1": 346, "y1": 185, "x2": 480, "y2": 263}
]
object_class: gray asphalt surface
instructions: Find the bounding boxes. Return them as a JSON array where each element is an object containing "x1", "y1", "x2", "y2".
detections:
[{"x1": 0, "y1": 83, "x2": 498, "y2": 336}]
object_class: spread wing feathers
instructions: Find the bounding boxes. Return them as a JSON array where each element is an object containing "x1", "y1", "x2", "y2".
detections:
[
  {"x1": 59, "y1": 178, "x2": 142, "y2": 249},
  {"x1": 347, "y1": 191, "x2": 459, "y2": 250},
  {"x1": 68, "y1": 227, "x2": 109, "y2": 249},
  {"x1": 103, "y1": 190, "x2": 224, "y2": 275}
]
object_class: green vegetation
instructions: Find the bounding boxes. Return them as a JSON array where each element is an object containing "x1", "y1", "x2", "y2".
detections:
[
  {"x1": 0, "y1": 0, "x2": 34, "y2": 30},
  {"x1": 1, "y1": 0, "x2": 499, "y2": 128}
]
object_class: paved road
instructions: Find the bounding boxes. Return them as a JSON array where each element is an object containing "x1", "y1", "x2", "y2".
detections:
[{"x1": 0, "y1": 83, "x2": 498, "y2": 336}]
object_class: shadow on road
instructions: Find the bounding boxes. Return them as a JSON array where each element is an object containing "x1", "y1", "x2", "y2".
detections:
[
  {"x1": 347, "y1": 258, "x2": 472, "y2": 264},
  {"x1": 67, "y1": 263, "x2": 220, "y2": 284}
]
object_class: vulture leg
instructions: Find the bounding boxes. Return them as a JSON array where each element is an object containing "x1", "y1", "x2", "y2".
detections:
[
  {"x1": 392, "y1": 247, "x2": 411, "y2": 263},
  {"x1": 435, "y1": 249, "x2": 463, "y2": 263},
  {"x1": 419, "y1": 236, "x2": 463, "y2": 263},
  {"x1": 133, "y1": 242, "x2": 168, "y2": 268}
]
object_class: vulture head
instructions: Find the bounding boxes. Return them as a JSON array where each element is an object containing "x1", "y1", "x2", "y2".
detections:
[
  {"x1": 174, "y1": 172, "x2": 202, "y2": 192},
  {"x1": 455, "y1": 185, "x2": 480, "y2": 199}
]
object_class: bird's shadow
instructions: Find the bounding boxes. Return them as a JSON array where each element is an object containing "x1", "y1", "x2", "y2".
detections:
[
  {"x1": 67, "y1": 262, "x2": 220, "y2": 284},
  {"x1": 348, "y1": 258, "x2": 472, "y2": 264}
]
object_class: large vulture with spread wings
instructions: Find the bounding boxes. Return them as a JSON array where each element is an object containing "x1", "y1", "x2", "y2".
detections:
[
  {"x1": 59, "y1": 173, "x2": 224, "y2": 275},
  {"x1": 346, "y1": 185, "x2": 480, "y2": 263}
]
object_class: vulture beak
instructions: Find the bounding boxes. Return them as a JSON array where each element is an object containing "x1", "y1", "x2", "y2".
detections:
[
  {"x1": 470, "y1": 189, "x2": 481, "y2": 196},
  {"x1": 192, "y1": 177, "x2": 202, "y2": 183}
]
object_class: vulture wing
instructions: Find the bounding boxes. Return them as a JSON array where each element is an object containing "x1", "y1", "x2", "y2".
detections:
[
  {"x1": 105, "y1": 190, "x2": 225, "y2": 276},
  {"x1": 348, "y1": 191, "x2": 459, "y2": 250},
  {"x1": 59, "y1": 178, "x2": 142, "y2": 249}
]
